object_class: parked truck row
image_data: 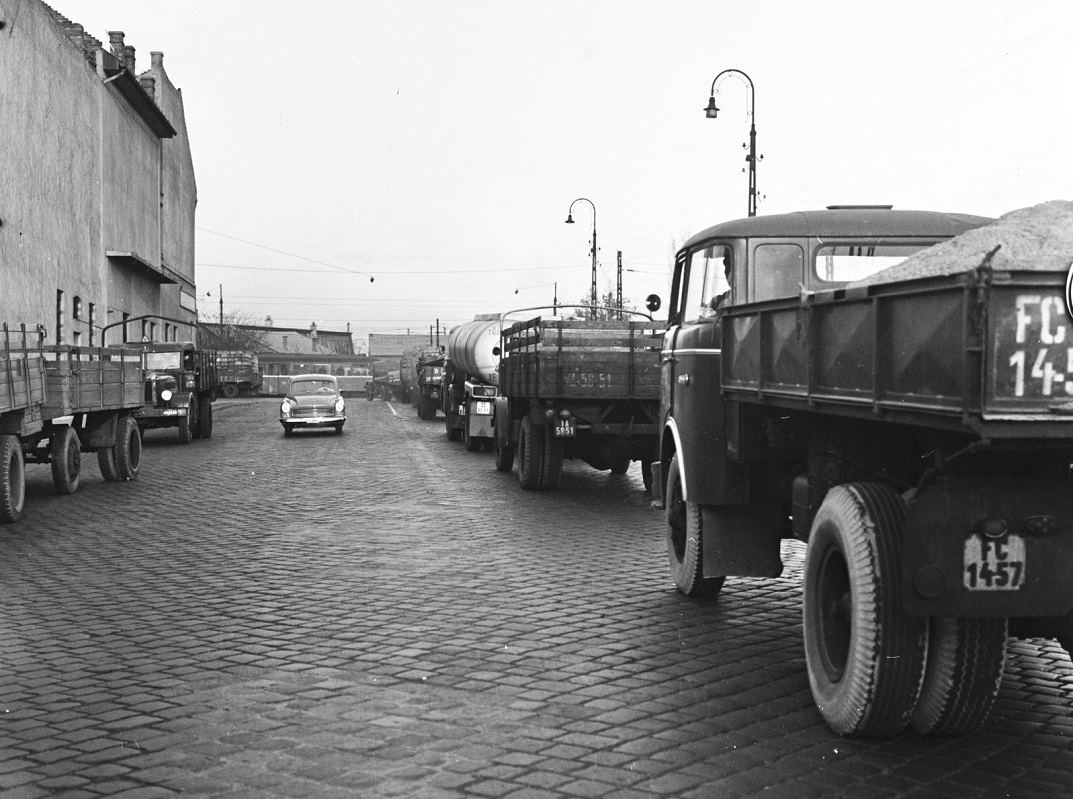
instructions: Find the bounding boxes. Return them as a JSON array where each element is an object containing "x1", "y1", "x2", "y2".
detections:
[{"x1": 430, "y1": 201, "x2": 1073, "y2": 739}]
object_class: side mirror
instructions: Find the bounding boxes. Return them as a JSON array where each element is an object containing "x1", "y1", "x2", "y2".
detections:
[{"x1": 645, "y1": 294, "x2": 662, "y2": 313}]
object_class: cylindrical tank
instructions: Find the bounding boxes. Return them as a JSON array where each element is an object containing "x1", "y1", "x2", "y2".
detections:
[{"x1": 447, "y1": 319, "x2": 501, "y2": 385}]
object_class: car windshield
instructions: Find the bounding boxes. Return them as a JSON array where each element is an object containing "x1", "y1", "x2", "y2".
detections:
[
  {"x1": 144, "y1": 352, "x2": 182, "y2": 370},
  {"x1": 290, "y1": 379, "x2": 336, "y2": 396}
]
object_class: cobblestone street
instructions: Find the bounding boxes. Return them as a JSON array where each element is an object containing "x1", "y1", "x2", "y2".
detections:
[{"x1": 2, "y1": 398, "x2": 1073, "y2": 798}]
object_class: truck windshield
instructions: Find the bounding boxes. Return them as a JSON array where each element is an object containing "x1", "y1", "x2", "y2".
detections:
[
  {"x1": 144, "y1": 352, "x2": 181, "y2": 370},
  {"x1": 814, "y1": 242, "x2": 941, "y2": 283},
  {"x1": 683, "y1": 245, "x2": 732, "y2": 323}
]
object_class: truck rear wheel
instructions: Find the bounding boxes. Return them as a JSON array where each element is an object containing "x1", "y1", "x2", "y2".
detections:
[
  {"x1": 464, "y1": 423, "x2": 482, "y2": 452},
  {"x1": 665, "y1": 455, "x2": 725, "y2": 597},
  {"x1": 115, "y1": 416, "x2": 142, "y2": 481},
  {"x1": 518, "y1": 420, "x2": 544, "y2": 490},
  {"x1": 98, "y1": 445, "x2": 120, "y2": 482},
  {"x1": 446, "y1": 409, "x2": 462, "y2": 441},
  {"x1": 50, "y1": 426, "x2": 82, "y2": 495},
  {"x1": 910, "y1": 617, "x2": 1007, "y2": 736},
  {"x1": 222, "y1": 383, "x2": 239, "y2": 398},
  {"x1": 178, "y1": 398, "x2": 194, "y2": 444},
  {"x1": 803, "y1": 483, "x2": 927, "y2": 737},
  {"x1": 0, "y1": 435, "x2": 26, "y2": 524},
  {"x1": 494, "y1": 435, "x2": 515, "y2": 472},
  {"x1": 541, "y1": 429, "x2": 563, "y2": 490},
  {"x1": 198, "y1": 398, "x2": 213, "y2": 439}
]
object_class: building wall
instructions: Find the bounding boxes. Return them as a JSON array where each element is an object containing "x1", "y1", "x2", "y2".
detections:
[
  {"x1": 0, "y1": 0, "x2": 196, "y2": 347},
  {"x1": 368, "y1": 333, "x2": 441, "y2": 359}
]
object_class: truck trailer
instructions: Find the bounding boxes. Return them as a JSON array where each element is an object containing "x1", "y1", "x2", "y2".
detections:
[
  {"x1": 654, "y1": 202, "x2": 1073, "y2": 738},
  {"x1": 443, "y1": 317, "x2": 501, "y2": 451}
]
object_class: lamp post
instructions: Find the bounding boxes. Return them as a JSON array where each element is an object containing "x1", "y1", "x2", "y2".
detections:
[
  {"x1": 565, "y1": 198, "x2": 597, "y2": 319},
  {"x1": 515, "y1": 282, "x2": 559, "y2": 314},
  {"x1": 704, "y1": 69, "x2": 760, "y2": 217}
]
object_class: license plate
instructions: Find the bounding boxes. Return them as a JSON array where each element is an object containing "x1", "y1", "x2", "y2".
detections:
[
  {"x1": 554, "y1": 418, "x2": 576, "y2": 437},
  {"x1": 963, "y1": 533, "x2": 1026, "y2": 591},
  {"x1": 474, "y1": 401, "x2": 492, "y2": 415}
]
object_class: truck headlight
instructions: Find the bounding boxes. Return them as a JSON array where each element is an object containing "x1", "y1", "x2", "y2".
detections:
[{"x1": 161, "y1": 389, "x2": 173, "y2": 402}]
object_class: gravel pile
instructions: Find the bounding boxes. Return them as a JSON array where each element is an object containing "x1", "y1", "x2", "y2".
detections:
[{"x1": 853, "y1": 199, "x2": 1073, "y2": 286}]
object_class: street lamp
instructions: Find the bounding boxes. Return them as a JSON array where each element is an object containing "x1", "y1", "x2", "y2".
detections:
[
  {"x1": 565, "y1": 198, "x2": 597, "y2": 319},
  {"x1": 515, "y1": 282, "x2": 558, "y2": 314},
  {"x1": 704, "y1": 69, "x2": 761, "y2": 217}
]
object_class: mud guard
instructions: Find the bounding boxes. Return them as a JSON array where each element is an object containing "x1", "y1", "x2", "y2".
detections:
[{"x1": 701, "y1": 502, "x2": 784, "y2": 579}]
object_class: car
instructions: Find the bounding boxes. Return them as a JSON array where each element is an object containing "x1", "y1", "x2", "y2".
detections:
[{"x1": 279, "y1": 374, "x2": 346, "y2": 436}]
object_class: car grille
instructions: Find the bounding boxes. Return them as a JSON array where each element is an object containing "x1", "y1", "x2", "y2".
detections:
[{"x1": 292, "y1": 406, "x2": 334, "y2": 418}]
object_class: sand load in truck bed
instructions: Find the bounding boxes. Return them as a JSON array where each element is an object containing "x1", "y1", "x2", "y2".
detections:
[{"x1": 853, "y1": 200, "x2": 1073, "y2": 286}]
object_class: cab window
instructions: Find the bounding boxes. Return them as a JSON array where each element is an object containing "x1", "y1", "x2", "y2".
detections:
[
  {"x1": 814, "y1": 242, "x2": 939, "y2": 284},
  {"x1": 682, "y1": 244, "x2": 732, "y2": 324},
  {"x1": 753, "y1": 243, "x2": 804, "y2": 301}
]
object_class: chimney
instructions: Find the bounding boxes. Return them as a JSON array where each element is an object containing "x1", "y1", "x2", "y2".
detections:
[
  {"x1": 310, "y1": 322, "x2": 318, "y2": 342},
  {"x1": 265, "y1": 315, "x2": 273, "y2": 327},
  {"x1": 151, "y1": 51, "x2": 164, "y2": 70},
  {"x1": 107, "y1": 30, "x2": 134, "y2": 73},
  {"x1": 139, "y1": 75, "x2": 156, "y2": 102}
]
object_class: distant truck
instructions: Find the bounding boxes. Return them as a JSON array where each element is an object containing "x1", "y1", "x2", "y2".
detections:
[
  {"x1": 133, "y1": 341, "x2": 217, "y2": 444},
  {"x1": 216, "y1": 350, "x2": 262, "y2": 398},
  {"x1": 1, "y1": 323, "x2": 145, "y2": 523},
  {"x1": 494, "y1": 307, "x2": 662, "y2": 490},
  {"x1": 654, "y1": 204, "x2": 1073, "y2": 738},
  {"x1": 443, "y1": 317, "x2": 500, "y2": 451},
  {"x1": 415, "y1": 350, "x2": 445, "y2": 420}
]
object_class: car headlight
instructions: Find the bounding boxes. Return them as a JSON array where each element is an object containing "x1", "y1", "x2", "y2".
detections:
[
  {"x1": 334, "y1": 397, "x2": 345, "y2": 414},
  {"x1": 281, "y1": 401, "x2": 292, "y2": 417}
]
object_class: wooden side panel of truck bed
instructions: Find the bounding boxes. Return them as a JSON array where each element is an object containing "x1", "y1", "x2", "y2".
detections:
[
  {"x1": 500, "y1": 319, "x2": 662, "y2": 401},
  {"x1": 40, "y1": 347, "x2": 144, "y2": 418}
]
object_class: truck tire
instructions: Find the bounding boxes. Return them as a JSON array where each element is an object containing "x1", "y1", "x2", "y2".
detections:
[
  {"x1": 198, "y1": 398, "x2": 213, "y2": 439},
  {"x1": 541, "y1": 428, "x2": 563, "y2": 490},
  {"x1": 223, "y1": 383, "x2": 239, "y2": 399},
  {"x1": 910, "y1": 617, "x2": 1007, "y2": 736},
  {"x1": 665, "y1": 454, "x2": 725, "y2": 597},
  {"x1": 610, "y1": 458, "x2": 630, "y2": 475},
  {"x1": 494, "y1": 435, "x2": 515, "y2": 472},
  {"x1": 803, "y1": 483, "x2": 927, "y2": 737},
  {"x1": 641, "y1": 457, "x2": 654, "y2": 492},
  {"x1": 178, "y1": 397, "x2": 194, "y2": 444},
  {"x1": 50, "y1": 426, "x2": 82, "y2": 495},
  {"x1": 464, "y1": 423, "x2": 482, "y2": 452},
  {"x1": 0, "y1": 435, "x2": 26, "y2": 524},
  {"x1": 518, "y1": 420, "x2": 544, "y2": 490},
  {"x1": 115, "y1": 416, "x2": 142, "y2": 481}
]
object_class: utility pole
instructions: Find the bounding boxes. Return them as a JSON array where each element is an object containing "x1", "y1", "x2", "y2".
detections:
[{"x1": 616, "y1": 251, "x2": 623, "y2": 320}]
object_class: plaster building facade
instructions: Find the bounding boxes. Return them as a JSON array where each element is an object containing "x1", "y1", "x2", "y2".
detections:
[{"x1": 0, "y1": 0, "x2": 196, "y2": 347}]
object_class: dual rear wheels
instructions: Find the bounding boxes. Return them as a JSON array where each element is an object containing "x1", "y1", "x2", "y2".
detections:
[{"x1": 517, "y1": 420, "x2": 563, "y2": 491}]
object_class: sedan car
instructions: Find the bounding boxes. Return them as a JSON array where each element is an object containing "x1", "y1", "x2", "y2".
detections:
[{"x1": 280, "y1": 374, "x2": 346, "y2": 436}]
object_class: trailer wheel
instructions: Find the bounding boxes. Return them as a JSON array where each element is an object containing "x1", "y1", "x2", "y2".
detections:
[
  {"x1": 223, "y1": 383, "x2": 240, "y2": 399},
  {"x1": 541, "y1": 428, "x2": 563, "y2": 490},
  {"x1": 115, "y1": 416, "x2": 142, "y2": 481},
  {"x1": 494, "y1": 435, "x2": 515, "y2": 472},
  {"x1": 464, "y1": 423, "x2": 482, "y2": 452},
  {"x1": 198, "y1": 398, "x2": 213, "y2": 439},
  {"x1": 518, "y1": 420, "x2": 544, "y2": 490},
  {"x1": 910, "y1": 617, "x2": 1007, "y2": 736},
  {"x1": 446, "y1": 409, "x2": 462, "y2": 441},
  {"x1": 97, "y1": 445, "x2": 120, "y2": 482},
  {"x1": 178, "y1": 397, "x2": 194, "y2": 444},
  {"x1": 803, "y1": 483, "x2": 927, "y2": 737},
  {"x1": 50, "y1": 426, "x2": 82, "y2": 495},
  {"x1": 665, "y1": 454, "x2": 725, "y2": 597},
  {"x1": 0, "y1": 435, "x2": 26, "y2": 524}
]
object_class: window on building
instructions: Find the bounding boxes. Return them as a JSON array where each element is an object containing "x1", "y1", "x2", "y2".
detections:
[
  {"x1": 73, "y1": 296, "x2": 82, "y2": 320},
  {"x1": 56, "y1": 290, "x2": 65, "y2": 345},
  {"x1": 88, "y1": 303, "x2": 95, "y2": 346},
  {"x1": 122, "y1": 312, "x2": 130, "y2": 343}
]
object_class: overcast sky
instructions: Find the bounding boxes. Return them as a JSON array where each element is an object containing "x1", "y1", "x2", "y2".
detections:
[{"x1": 71, "y1": 1, "x2": 1072, "y2": 350}]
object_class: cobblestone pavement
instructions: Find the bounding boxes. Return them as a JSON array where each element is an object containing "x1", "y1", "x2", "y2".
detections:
[{"x1": 2, "y1": 398, "x2": 1072, "y2": 798}]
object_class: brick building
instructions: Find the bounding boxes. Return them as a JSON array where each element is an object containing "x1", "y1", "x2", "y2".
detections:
[{"x1": 0, "y1": 0, "x2": 197, "y2": 346}]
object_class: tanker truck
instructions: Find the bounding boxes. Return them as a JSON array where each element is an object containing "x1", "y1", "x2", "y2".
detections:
[{"x1": 443, "y1": 316, "x2": 501, "y2": 451}]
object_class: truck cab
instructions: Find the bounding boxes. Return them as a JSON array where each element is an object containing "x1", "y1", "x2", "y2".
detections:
[{"x1": 134, "y1": 341, "x2": 218, "y2": 443}]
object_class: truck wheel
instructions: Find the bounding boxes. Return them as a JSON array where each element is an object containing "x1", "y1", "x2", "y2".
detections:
[
  {"x1": 610, "y1": 458, "x2": 630, "y2": 475},
  {"x1": 641, "y1": 457, "x2": 654, "y2": 493},
  {"x1": 910, "y1": 617, "x2": 1007, "y2": 736},
  {"x1": 50, "y1": 426, "x2": 82, "y2": 495},
  {"x1": 541, "y1": 429, "x2": 563, "y2": 490},
  {"x1": 518, "y1": 421, "x2": 545, "y2": 490},
  {"x1": 0, "y1": 435, "x2": 26, "y2": 524},
  {"x1": 494, "y1": 436, "x2": 515, "y2": 472},
  {"x1": 446, "y1": 410, "x2": 462, "y2": 442},
  {"x1": 115, "y1": 416, "x2": 142, "y2": 481},
  {"x1": 803, "y1": 483, "x2": 927, "y2": 737},
  {"x1": 223, "y1": 383, "x2": 239, "y2": 399},
  {"x1": 665, "y1": 454, "x2": 725, "y2": 597},
  {"x1": 464, "y1": 423, "x2": 482, "y2": 452},
  {"x1": 198, "y1": 399, "x2": 213, "y2": 439},
  {"x1": 178, "y1": 398, "x2": 194, "y2": 444}
]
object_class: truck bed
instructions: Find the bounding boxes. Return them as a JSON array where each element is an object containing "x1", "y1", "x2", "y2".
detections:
[
  {"x1": 1, "y1": 326, "x2": 46, "y2": 417},
  {"x1": 721, "y1": 267, "x2": 1073, "y2": 437},
  {"x1": 40, "y1": 346, "x2": 144, "y2": 418},
  {"x1": 500, "y1": 318, "x2": 662, "y2": 401}
]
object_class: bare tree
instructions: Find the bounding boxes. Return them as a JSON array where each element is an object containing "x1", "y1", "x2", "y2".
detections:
[
  {"x1": 568, "y1": 283, "x2": 638, "y2": 321},
  {"x1": 198, "y1": 310, "x2": 273, "y2": 351}
]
